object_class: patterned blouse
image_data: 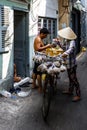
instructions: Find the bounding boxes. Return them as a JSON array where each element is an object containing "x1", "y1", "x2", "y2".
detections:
[{"x1": 63, "y1": 40, "x2": 77, "y2": 69}]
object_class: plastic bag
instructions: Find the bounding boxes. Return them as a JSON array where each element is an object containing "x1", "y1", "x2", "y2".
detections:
[
  {"x1": 60, "y1": 64, "x2": 66, "y2": 72},
  {"x1": 0, "y1": 89, "x2": 11, "y2": 98}
]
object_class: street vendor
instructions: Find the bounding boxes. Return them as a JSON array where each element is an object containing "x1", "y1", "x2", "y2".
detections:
[
  {"x1": 57, "y1": 27, "x2": 81, "y2": 102},
  {"x1": 32, "y1": 27, "x2": 55, "y2": 93}
]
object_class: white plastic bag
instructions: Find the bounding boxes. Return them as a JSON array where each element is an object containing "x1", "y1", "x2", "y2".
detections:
[
  {"x1": 60, "y1": 64, "x2": 66, "y2": 72},
  {"x1": 0, "y1": 89, "x2": 11, "y2": 98},
  {"x1": 17, "y1": 90, "x2": 31, "y2": 97}
]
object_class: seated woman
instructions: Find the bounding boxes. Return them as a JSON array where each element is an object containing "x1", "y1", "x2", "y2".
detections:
[{"x1": 14, "y1": 64, "x2": 21, "y2": 82}]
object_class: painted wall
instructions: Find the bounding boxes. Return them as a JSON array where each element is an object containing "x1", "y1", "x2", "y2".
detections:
[
  {"x1": 0, "y1": 0, "x2": 29, "y2": 90},
  {"x1": 39, "y1": 0, "x2": 58, "y2": 18},
  {"x1": 29, "y1": 0, "x2": 58, "y2": 76},
  {"x1": 58, "y1": 0, "x2": 70, "y2": 29}
]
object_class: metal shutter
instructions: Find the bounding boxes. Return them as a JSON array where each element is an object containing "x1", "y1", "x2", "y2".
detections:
[{"x1": 0, "y1": 6, "x2": 10, "y2": 52}]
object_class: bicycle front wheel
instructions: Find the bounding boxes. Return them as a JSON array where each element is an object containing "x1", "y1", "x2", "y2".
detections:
[{"x1": 42, "y1": 85, "x2": 52, "y2": 121}]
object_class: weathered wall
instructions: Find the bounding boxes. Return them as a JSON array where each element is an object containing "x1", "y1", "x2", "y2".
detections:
[{"x1": 58, "y1": 0, "x2": 70, "y2": 29}]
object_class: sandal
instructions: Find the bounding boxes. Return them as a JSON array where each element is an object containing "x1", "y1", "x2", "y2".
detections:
[{"x1": 72, "y1": 96, "x2": 81, "y2": 102}]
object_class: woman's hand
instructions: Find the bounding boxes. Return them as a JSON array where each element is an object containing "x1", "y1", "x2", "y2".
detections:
[
  {"x1": 51, "y1": 43, "x2": 57, "y2": 48},
  {"x1": 47, "y1": 43, "x2": 57, "y2": 48},
  {"x1": 62, "y1": 53, "x2": 68, "y2": 58}
]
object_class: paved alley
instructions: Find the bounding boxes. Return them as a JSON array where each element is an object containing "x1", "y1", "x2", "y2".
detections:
[{"x1": 0, "y1": 51, "x2": 87, "y2": 130}]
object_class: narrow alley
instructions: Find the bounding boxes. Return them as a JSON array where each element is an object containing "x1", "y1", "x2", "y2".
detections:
[{"x1": 0, "y1": 50, "x2": 87, "y2": 130}]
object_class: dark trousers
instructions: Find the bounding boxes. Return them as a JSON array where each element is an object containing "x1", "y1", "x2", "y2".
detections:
[{"x1": 67, "y1": 65, "x2": 81, "y2": 96}]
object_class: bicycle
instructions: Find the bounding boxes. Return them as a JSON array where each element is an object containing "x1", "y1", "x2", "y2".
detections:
[
  {"x1": 33, "y1": 51, "x2": 66, "y2": 120},
  {"x1": 41, "y1": 72, "x2": 59, "y2": 121}
]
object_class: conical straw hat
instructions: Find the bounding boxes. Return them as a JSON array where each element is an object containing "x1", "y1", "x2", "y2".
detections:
[{"x1": 58, "y1": 27, "x2": 77, "y2": 40}]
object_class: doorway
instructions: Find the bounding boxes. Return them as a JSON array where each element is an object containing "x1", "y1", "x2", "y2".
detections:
[
  {"x1": 71, "y1": 8, "x2": 81, "y2": 53},
  {"x1": 14, "y1": 10, "x2": 29, "y2": 77}
]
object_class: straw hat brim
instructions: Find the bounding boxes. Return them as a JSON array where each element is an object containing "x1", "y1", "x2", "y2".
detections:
[{"x1": 58, "y1": 27, "x2": 77, "y2": 40}]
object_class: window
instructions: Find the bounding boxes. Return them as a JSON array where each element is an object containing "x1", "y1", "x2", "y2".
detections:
[
  {"x1": 0, "y1": 6, "x2": 10, "y2": 52},
  {"x1": 38, "y1": 17, "x2": 57, "y2": 44}
]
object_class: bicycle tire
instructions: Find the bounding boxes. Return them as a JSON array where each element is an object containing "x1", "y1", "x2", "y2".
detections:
[{"x1": 42, "y1": 85, "x2": 52, "y2": 121}]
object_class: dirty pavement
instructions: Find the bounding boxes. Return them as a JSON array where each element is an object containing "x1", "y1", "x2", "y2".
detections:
[{"x1": 0, "y1": 50, "x2": 87, "y2": 130}]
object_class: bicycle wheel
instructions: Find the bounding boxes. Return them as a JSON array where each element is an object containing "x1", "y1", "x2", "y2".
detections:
[
  {"x1": 53, "y1": 74, "x2": 58, "y2": 94},
  {"x1": 42, "y1": 85, "x2": 52, "y2": 121}
]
